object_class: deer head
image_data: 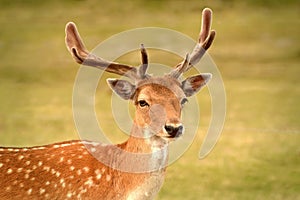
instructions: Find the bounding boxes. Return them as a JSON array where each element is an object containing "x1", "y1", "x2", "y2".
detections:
[{"x1": 65, "y1": 8, "x2": 215, "y2": 146}]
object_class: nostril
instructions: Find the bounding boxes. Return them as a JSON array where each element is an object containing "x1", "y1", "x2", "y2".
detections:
[
  {"x1": 164, "y1": 125, "x2": 184, "y2": 138},
  {"x1": 164, "y1": 125, "x2": 174, "y2": 134}
]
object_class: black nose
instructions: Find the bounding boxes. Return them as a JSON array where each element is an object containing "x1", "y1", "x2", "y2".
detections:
[{"x1": 164, "y1": 125, "x2": 183, "y2": 138}]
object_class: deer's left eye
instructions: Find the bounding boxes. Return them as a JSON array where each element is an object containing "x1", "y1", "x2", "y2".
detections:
[{"x1": 181, "y1": 98, "x2": 188, "y2": 106}]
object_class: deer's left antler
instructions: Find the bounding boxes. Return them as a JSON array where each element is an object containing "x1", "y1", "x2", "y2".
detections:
[{"x1": 170, "y1": 8, "x2": 216, "y2": 78}]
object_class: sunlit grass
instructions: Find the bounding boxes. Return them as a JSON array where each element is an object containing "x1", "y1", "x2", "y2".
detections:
[{"x1": 0, "y1": 1, "x2": 299, "y2": 199}]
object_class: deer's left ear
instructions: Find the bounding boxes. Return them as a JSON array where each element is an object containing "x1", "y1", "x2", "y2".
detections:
[
  {"x1": 181, "y1": 73, "x2": 212, "y2": 97},
  {"x1": 107, "y1": 79, "x2": 136, "y2": 100}
]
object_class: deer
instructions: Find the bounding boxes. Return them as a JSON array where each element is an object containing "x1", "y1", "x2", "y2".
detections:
[{"x1": 0, "y1": 8, "x2": 216, "y2": 200}]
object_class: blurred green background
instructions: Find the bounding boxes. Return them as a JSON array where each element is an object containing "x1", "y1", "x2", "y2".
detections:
[{"x1": 0, "y1": 0, "x2": 299, "y2": 199}]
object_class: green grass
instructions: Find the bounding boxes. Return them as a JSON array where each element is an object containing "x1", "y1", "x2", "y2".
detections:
[{"x1": 0, "y1": 1, "x2": 299, "y2": 199}]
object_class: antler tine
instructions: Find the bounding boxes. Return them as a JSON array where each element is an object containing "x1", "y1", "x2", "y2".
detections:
[
  {"x1": 138, "y1": 44, "x2": 149, "y2": 79},
  {"x1": 170, "y1": 8, "x2": 216, "y2": 78},
  {"x1": 65, "y1": 22, "x2": 139, "y2": 80},
  {"x1": 169, "y1": 54, "x2": 190, "y2": 79},
  {"x1": 190, "y1": 8, "x2": 216, "y2": 66}
]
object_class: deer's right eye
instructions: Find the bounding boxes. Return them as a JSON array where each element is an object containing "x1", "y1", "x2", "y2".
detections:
[{"x1": 138, "y1": 100, "x2": 149, "y2": 107}]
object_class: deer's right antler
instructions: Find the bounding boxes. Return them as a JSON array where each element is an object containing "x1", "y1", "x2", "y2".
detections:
[{"x1": 65, "y1": 22, "x2": 142, "y2": 80}]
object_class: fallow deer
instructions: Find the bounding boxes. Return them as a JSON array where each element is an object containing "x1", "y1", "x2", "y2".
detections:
[{"x1": 0, "y1": 8, "x2": 216, "y2": 200}]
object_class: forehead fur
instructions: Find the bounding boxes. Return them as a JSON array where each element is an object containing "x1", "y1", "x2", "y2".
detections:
[{"x1": 134, "y1": 75, "x2": 185, "y2": 101}]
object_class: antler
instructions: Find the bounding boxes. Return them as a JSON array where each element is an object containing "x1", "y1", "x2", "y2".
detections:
[
  {"x1": 138, "y1": 44, "x2": 149, "y2": 79},
  {"x1": 65, "y1": 22, "x2": 142, "y2": 80},
  {"x1": 170, "y1": 8, "x2": 216, "y2": 78}
]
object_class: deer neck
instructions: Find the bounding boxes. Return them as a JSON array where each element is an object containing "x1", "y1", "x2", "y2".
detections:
[
  {"x1": 121, "y1": 123, "x2": 168, "y2": 200},
  {"x1": 124, "y1": 123, "x2": 168, "y2": 155},
  {"x1": 117, "y1": 122, "x2": 169, "y2": 174}
]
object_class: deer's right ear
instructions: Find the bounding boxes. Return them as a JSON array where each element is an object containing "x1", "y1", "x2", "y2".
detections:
[{"x1": 107, "y1": 79, "x2": 136, "y2": 100}]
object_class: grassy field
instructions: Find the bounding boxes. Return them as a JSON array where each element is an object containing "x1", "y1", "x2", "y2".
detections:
[{"x1": 0, "y1": 0, "x2": 299, "y2": 199}]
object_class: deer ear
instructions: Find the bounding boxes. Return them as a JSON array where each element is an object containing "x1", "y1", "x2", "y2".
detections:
[
  {"x1": 181, "y1": 73, "x2": 212, "y2": 97},
  {"x1": 107, "y1": 79, "x2": 136, "y2": 100}
]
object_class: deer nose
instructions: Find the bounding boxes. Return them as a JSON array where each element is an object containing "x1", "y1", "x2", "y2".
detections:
[{"x1": 164, "y1": 124, "x2": 184, "y2": 138}]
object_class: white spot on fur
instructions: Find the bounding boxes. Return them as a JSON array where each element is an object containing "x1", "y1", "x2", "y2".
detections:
[
  {"x1": 106, "y1": 174, "x2": 111, "y2": 182},
  {"x1": 59, "y1": 157, "x2": 64, "y2": 162},
  {"x1": 80, "y1": 188, "x2": 87, "y2": 194},
  {"x1": 20, "y1": 183, "x2": 24, "y2": 188},
  {"x1": 84, "y1": 177, "x2": 94, "y2": 187},
  {"x1": 25, "y1": 174, "x2": 29, "y2": 179},
  {"x1": 70, "y1": 166, "x2": 75, "y2": 171},
  {"x1": 83, "y1": 167, "x2": 89, "y2": 173},
  {"x1": 56, "y1": 171, "x2": 61, "y2": 177},
  {"x1": 95, "y1": 169, "x2": 102, "y2": 180},
  {"x1": 45, "y1": 181, "x2": 50, "y2": 185},
  {"x1": 96, "y1": 174, "x2": 102, "y2": 180},
  {"x1": 60, "y1": 178, "x2": 66, "y2": 188},
  {"x1": 17, "y1": 168, "x2": 23, "y2": 172},
  {"x1": 27, "y1": 188, "x2": 32, "y2": 195},
  {"x1": 43, "y1": 166, "x2": 50, "y2": 172},
  {"x1": 67, "y1": 192, "x2": 73, "y2": 198},
  {"x1": 61, "y1": 143, "x2": 71, "y2": 147},
  {"x1": 6, "y1": 186, "x2": 11, "y2": 191},
  {"x1": 7, "y1": 168, "x2": 13, "y2": 174},
  {"x1": 51, "y1": 168, "x2": 56, "y2": 174},
  {"x1": 77, "y1": 169, "x2": 82, "y2": 175},
  {"x1": 0, "y1": 163, "x2": 3, "y2": 168},
  {"x1": 40, "y1": 188, "x2": 46, "y2": 194},
  {"x1": 25, "y1": 161, "x2": 30, "y2": 165},
  {"x1": 78, "y1": 155, "x2": 83, "y2": 159},
  {"x1": 18, "y1": 155, "x2": 24, "y2": 160},
  {"x1": 67, "y1": 159, "x2": 72, "y2": 164},
  {"x1": 38, "y1": 161, "x2": 43, "y2": 166}
]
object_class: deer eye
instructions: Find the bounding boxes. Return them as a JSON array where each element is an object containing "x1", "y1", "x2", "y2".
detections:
[
  {"x1": 138, "y1": 100, "x2": 149, "y2": 107},
  {"x1": 181, "y1": 98, "x2": 188, "y2": 106}
]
